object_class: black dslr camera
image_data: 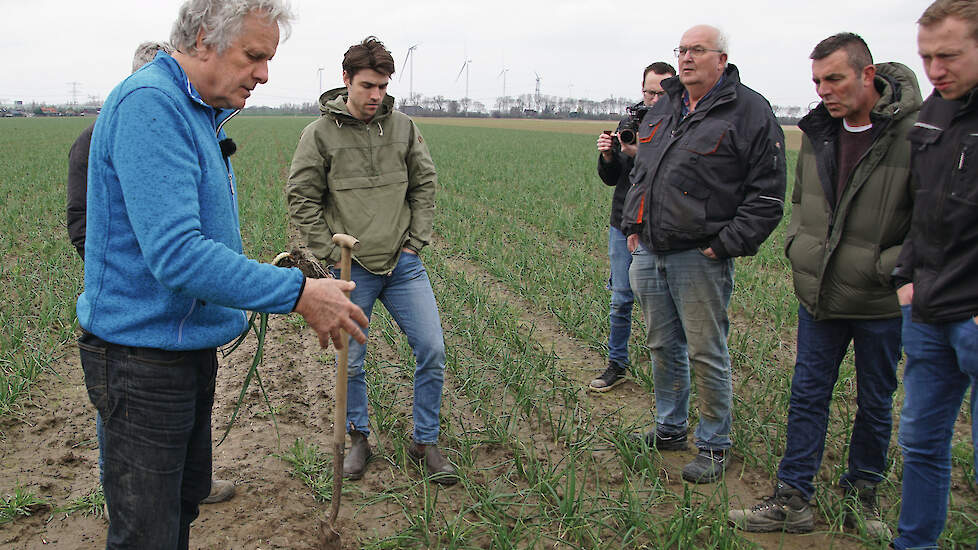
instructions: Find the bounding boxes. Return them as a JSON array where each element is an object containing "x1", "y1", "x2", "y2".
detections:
[{"x1": 617, "y1": 104, "x2": 652, "y2": 145}]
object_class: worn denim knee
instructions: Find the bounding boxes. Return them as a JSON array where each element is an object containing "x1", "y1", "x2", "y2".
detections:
[
  {"x1": 340, "y1": 252, "x2": 446, "y2": 444},
  {"x1": 629, "y1": 247, "x2": 733, "y2": 449}
]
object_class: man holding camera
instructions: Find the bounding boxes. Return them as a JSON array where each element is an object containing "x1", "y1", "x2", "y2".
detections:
[
  {"x1": 621, "y1": 24, "x2": 786, "y2": 484},
  {"x1": 590, "y1": 61, "x2": 676, "y2": 392}
]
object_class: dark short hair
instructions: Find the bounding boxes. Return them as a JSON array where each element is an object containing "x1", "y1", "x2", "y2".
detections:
[
  {"x1": 810, "y1": 32, "x2": 873, "y2": 75},
  {"x1": 342, "y1": 36, "x2": 396, "y2": 78},
  {"x1": 643, "y1": 62, "x2": 677, "y2": 81},
  {"x1": 919, "y1": 0, "x2": 978, "y2": 42}
]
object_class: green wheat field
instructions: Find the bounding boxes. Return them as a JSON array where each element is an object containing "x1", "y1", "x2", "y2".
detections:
[{"x1": 0, "y1": 116, "x2": 974, "y2": 549}]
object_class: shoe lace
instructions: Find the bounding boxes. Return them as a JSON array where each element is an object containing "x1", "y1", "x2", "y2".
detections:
[{"x1": 750, "y1": 495, "x2": 783, "y2": 512}]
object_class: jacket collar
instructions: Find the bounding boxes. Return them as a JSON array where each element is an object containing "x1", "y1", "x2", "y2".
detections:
[
  {"x1": 153, "y1": 51, "x2": 239, "y2": 128},
  {"x1": 662, "y1": 64, "x2": 741, "y2": 120}
]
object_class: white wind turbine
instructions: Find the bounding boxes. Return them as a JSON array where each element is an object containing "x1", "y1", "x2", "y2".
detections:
[{"x1": 399, "y1": 43, "x2": 420, "y2": 106}]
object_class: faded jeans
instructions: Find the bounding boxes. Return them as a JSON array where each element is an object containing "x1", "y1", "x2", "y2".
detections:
[
  {"x1": 629, "y1": 246, "x2": 734, "y2": 450},
  {"x1": 777, "y1": 306, "x2": 901, "y2": 501},
  {"x1": 894, "y1": 307, "x2": 978, "y2": 550},
  {"x1": 336, "y1": 251, "x2": 446, "y2": 444},
  {"x1": 607, "y1": 226, "x2": 634, "y2": 366},
  {"x1": 79, "y1": 331, "x2": 216, "y2": 550}
]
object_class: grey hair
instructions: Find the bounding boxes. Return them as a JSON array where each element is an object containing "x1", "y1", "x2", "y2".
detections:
[
  {"x1": 715, "y1": 28, "x2": 729, "y2": 55},
  {"x1": 132, "y1": 41, "x2": 173, "y2": 73},
  {"x1": 169, "y1": 0, "x2": 295, "y2": 55}
]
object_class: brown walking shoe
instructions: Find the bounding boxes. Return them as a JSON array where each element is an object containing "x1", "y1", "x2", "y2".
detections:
[
  {"x1": 408, "y1": 443, "x2": 458, "y2": 486},
  {"x1": 343, "y1": 431, "x2": 372, "y2": 480}
]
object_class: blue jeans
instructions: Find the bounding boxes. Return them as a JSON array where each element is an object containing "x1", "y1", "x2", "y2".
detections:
[
  {"x1": 78, "y1": 331, "x2": 216, "y2": 550},
  {"x1": 607, "y1": 226, "x2": 634, "y2": 366},
  {"x1": 777, "y1": 306, "x2": 901, "y2": 500},
  {"x1": 629, "y1": 246, "x2": 734, "y2": 450},
  {"x1": 337, "y1": 252, "x2": 446, "y2": 444},
  {"x1": 894, "y1": 307, "x2": 978, "y2": 550}
]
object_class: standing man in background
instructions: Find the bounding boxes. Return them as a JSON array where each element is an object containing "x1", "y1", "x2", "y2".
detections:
[
  {"x1": 77, "y1": 1, "x2": 367, "y2": 547},
  {"x1": 288, "y1": 37, "x2": 456, "y2": 486},
  {"x1": 729, "y1": 33, "x2": 919, "y2": 538},
  {"x1": 621, "y1": 24, "x2": 786, "y2": 484},
  {"x1": 590, "y1": 61, "x2": 676, "y2": 393},
  {"x1": 892, "y1": 1, "x2": 978, "y2": 547}
]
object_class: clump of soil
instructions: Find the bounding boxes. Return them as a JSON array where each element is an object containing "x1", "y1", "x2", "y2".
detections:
[{"x1": 272, "y1": 249, "x2": 332, "y2": 279}]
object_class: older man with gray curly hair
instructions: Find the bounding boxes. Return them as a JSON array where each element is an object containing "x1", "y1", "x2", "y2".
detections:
[{"x1": 77, "y1": 1, "x2": 369, "y2": 549}]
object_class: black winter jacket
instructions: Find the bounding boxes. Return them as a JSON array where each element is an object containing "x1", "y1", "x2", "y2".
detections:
[
  {"x1": 598, "y1": 109, "x2": 638, "y2": 230},
  {"x1": 893, "y1": 88, "x2": 978, "y2": 323},
  {"x1": 621, "y1": 64, "x2": 786, "y2": 258},
  {"x1": 67, "y1": 123, "x2": 95, "y2": 260}
]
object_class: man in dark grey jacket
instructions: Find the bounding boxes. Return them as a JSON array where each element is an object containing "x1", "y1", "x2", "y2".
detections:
[
  {"x1": 589, "y1": 61, "x2": 674, "y2": 392},
  {"x1": 621, "y1": 24, "x2": 786, "y2": 484},
  {"x1": 729, "y1": 33, "x2": 920, "y2": 538}
]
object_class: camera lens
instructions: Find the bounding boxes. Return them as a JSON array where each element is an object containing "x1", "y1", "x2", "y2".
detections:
[{"x1": 619, "y1": 128, "x2": 637, "y2": 145}]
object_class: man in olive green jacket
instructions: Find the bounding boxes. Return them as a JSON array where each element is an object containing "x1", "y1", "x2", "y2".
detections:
[
  {"x1": 730, "y1": 33, "x2": 920, "y2": 537},
  {"x1": 287, "y1": 37, "x2": 456, "y2": 485}
]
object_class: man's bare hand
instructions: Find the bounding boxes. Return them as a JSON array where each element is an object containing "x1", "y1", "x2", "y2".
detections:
[
  {"x1": 597, "y1": 132, "x2": 614, "y2": 161},
  {"x1": 897, "y1": 283, "x2": 914, "y2": 306},
  {"x1": 294, "y1": 278, "x2": 368, "y2": 349},
  {"x1": 701, "y1": 247, "x2": 718, "y2": 260},
  {"x1": 620, "y1": 141, "x2": 638, "y2": 158},
  {"x1": 627, "y1": 233, "x2": 640, "y2": 253}
]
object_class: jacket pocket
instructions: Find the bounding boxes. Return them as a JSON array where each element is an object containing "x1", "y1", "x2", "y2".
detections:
[
  {"x1": 951, "y1": 134, "x2": 978, "y2": 206},
  {"x1": 638, "y1": 115, "x2": 669, "y2": 145},
  {"x1": 660, "y1": 178, "x2": 710, "y2": 234}
]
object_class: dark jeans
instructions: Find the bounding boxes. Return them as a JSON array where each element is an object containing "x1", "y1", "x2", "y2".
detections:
[
  {"x1": 79, "y1": 331, "x2": 217, "y2": 550},
  {"x1": 777, "y1": 306, "x2": 901, "y2": 501}
]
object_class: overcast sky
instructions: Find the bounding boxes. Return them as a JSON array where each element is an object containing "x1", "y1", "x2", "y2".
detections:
[{"x1": 1, "y1": 0, "x2": 933, "y2": 110}]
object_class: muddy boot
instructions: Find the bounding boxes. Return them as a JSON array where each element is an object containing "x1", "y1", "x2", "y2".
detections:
[
  {"x1": 408, "y1": 443, "x2": 458, "y2": 486},
  {"x1": 728, "y1": 481, "x2": 814, "y2": 533},
  {"x1": 200, "y1": 479, "x2": 236, "y2": 504},
  {"x1": 343, "y1": 431, "x2": 371, "y2": 481},
  {"x1": 843, "y1": 479, "x2": 892, "y2": 540}
]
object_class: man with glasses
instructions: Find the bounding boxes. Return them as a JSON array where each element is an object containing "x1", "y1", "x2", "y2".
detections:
[
  {"x1": 621, "y1": 24, "x2": 786, "y2": 483},
  {"x1": 590, "y1": 61, "x2": 675, "y2": 393}
]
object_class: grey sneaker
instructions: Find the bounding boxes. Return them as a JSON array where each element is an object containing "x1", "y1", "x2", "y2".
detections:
[
  {"x1": 843, "y1": 479, "x2": 892, "y2": 539},
  {"x1": 632, "y1": 428, "x2": 689, "y2": 451},
  {"x1": 200, "y1": 479, "x2": 235, "y2": 504},
  {"x1": 681, "y1": 449, "x2": 728, "y2": 483},
  {"x1": 728, "y1": 481, "x2": 814, "y2": 533},
  {"x1": 589, "y1": 362, "x2": 628, "y2": 392}
]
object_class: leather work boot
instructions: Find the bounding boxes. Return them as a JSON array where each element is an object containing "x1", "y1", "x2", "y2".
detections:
[
  {"x1": 681, "y1": 448, "x2": 728, "y2": 483},
  {"x1": 728, "y1": 481, "x2": 814, "y2": 533},
  {"x1": 408, "y1": 443, "x2": 458, "y2": 486},
  {"x1": 200, "y1": 479, "x2": 236, "y2": 504},
  {"x1": 343, "y1": 431, "x2": 372, "y2": 480},
  {"x1": 843, "y1": 479, "x2": 892, "y2": 540}
]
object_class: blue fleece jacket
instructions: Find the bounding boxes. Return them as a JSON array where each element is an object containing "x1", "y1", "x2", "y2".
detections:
[{"x1": 77, "y1": 52, "x2": 305, "y2": 350}]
